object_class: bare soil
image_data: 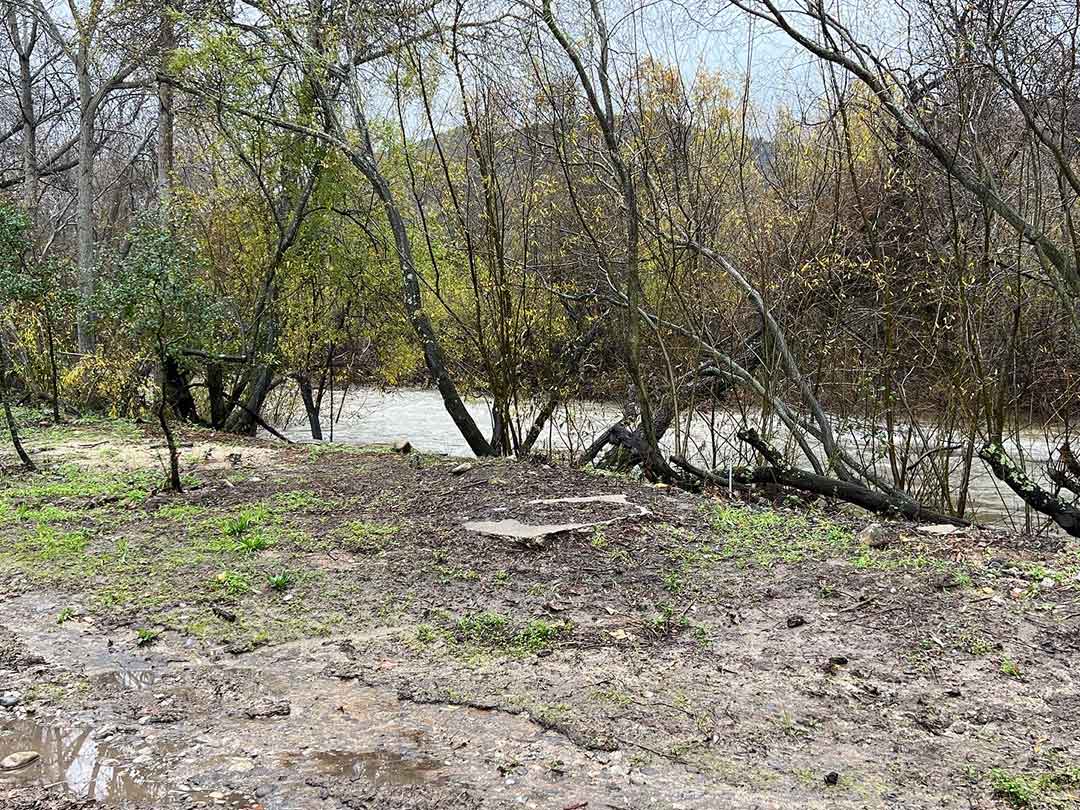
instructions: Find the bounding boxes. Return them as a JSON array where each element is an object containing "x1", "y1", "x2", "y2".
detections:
[{"x1": 0, "y1": 417, "x2": 1078, "y2": 809}]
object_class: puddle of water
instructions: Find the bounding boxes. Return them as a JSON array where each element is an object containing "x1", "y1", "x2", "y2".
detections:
[
  {"x1": 186, "y1": 788, "x2": 259, "y2": 807},
  {"x1": 279, "y1": 748, "x2": 443, "y2": 786},
  {"x1": 0, "y1": 719, "x2": 175, "y2": 803}
]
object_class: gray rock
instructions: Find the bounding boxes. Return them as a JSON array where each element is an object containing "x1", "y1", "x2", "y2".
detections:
[
  {"x1": 451, "y1": 462, "x2": 473, "y2": 475},
  {"x1": 855, "y1": 523, "x2": 892, "y2": 549},
  {"x1": 1, "y1": 751, "x2": 40, "y2": 770},
  {"x1": 244, "y1": 700, "x2": 291, "y2": 719},
  {"x1": 0, "y1": 693, "x2": 19, "y2": 708},
  {"x1": 1040, "y1": 576, "x2": 1057, "y2": 589}
]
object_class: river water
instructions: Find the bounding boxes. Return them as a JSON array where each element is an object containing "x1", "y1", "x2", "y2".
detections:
[{"x1": 271, "y1": 387, "x2": 1065, "y2": 531}]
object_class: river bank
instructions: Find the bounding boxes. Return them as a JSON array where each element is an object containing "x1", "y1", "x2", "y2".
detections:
[
  {"x1": 268, "y1": 386, "x2": 1064, "y2": 531},
  {"x1": 1, "y1": 414, "x2": 1079, "y2": 809}
]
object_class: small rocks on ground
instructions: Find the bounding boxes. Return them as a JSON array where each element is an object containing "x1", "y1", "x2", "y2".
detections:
[
  {"x1": 823, "y1": 655, "x2": 849, "y2": 674},
  {"x1": 451, "y1": 462, "x2": 473, "y2": 475},
  {"x1": 824, "y1": 771, "x2": 840, "y2": 786},
  {"x1": 786, "y1": 614, "x2": 806, "y2": 629},
  {"x1": 1, "y1": 751, "x2": 40, "y2": 770},
  {"x1": 244, "y1": 700, "x2": 291, "y2": 719},
  {"x1": 212, "y1": 605, "x2": 238, "y2": 622},
  {"x1": 0, "y1": 693, "x2": 20, "y2": 708},
  {"x1": 855, "y1": 523, "x2": 892, "y2": 549}
]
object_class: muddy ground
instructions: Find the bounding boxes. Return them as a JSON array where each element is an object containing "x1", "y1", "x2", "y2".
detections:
[{"x1": 0, "y1": 414, "x2": 1078, "y2": 810}]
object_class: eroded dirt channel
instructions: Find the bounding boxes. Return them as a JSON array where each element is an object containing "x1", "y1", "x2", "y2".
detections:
[{"x1": 2, "y1": 594, "x2": 678, "y2": 809}]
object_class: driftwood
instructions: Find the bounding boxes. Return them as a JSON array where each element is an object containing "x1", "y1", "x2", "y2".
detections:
[
  {"x1": 674, "y1": 429, "x2": 969, "y2": 526},
  {"x1": 979, "y1": 442, "x2": 1080, "y2": 536}
]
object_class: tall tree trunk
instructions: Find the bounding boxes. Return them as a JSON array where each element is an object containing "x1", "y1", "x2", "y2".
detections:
[
  {"x1": 206, "y1": 363, "x2": 227, "y2": 428},
  {"x1": 76, "y1": 59, "x2": 96, "y2": 353},
  {"x1": 339, "y1": 126, "x2": 494, "y2": 457},
  {"x1": 43, "y1": 307, "x2": 60, "y2": 422},
  {"x1": 297, "y1": 375, "x2": 323, "y2": 440},
  {"x1": 15, "y1": 31, "x2": 37, "y2": 214},
  {"x1": 157, "y1": 5, "x2": 175, "y2": 206}
]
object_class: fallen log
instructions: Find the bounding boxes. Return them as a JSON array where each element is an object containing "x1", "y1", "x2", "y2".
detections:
[
  {"x1": 979, "y1": 442, "x2": 1080, "y2": 536},
  {"x1": 673, "y1": 429, "x2": 969, "y2": 527}
]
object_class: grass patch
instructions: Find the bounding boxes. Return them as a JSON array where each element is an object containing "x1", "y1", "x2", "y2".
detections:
[
  {"x1": 988, "y1": 766, "x2": 1080, "y2": 808},
  {"x1": 268, "y1": 490, "x2": 329, "y2": 512},
  {"x1": 212, "y1": 506, "x2": 275, "y2": 554},
  {"x1": 1, "y1": 465, "x2": 155, "y2": 504},
  {"x1": 451, "y1": 612, "x2": 571, "y2": 654},
  {"x1": 135, "y1": 627, "x2": 161, "y2": 647},
  {"x1": 340, "y1": 520, "x2": 398, "y2": 554},
  {"x1": 1000, "y1": 657, "x2": 1023, "y2": 679},
  {"x1": 267, "y1": 571, "x2": 293, "y2": 591},
  {"x1": 708, "y1": 503, "x2": 971, "y2": 580},
  {"x1": 709, "y1": 504, "x2": 852, "y2": 568},
  {"x1": 214, "y1": 570, "x2": 253, "y2": 597},
  {"x1": 22, "y1": 525, "x2": 90, "y2": 560},
  {"x1": 157, "y1": 503, "x2": 208, "y2": 522}
]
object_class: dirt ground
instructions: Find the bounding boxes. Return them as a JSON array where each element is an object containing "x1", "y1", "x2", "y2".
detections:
[{"x1": 0, "y1": 414, "x2": 1078, "y2": 810}]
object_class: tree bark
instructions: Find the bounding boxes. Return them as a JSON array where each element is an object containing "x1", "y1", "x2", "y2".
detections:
[
  {"x1": 156, "y1": 4, "x2": 175, "y2": 206},
  {"x1": 206, "y1": 363, "x2": 227, "y2": 429},
  {"x1": 297, "y1": 375, "x2": 323, "y2": 440},
  {"x1": 163, "y1": 355, "x2": 200, "y2": 423},
  {"x1": 157, "y1": 397, "x2": 182, "y2": 492},
  {"x1": 76, "y1": 58, "x2": 96, "y2": 352},
  {"x1": 43, "y1": 306, "x2": 60, "y2": 422},
  {"x1": 0, "y1": 336, "x2": 34, "y2": 469},
  {"x1": 979, "y1": 442, "x2": 1080, "y2": 536}
]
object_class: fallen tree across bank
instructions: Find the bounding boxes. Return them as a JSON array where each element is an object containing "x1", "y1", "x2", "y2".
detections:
[{"x1": 674, "y1": 429, "x2": 969, "y2": 527}]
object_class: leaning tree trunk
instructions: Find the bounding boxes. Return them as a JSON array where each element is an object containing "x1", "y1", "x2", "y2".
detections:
[
  {"x1": 2, "y1": 399, "x2": 34, "y2": 470},
  {"x1": 157, "y1": 397, "x2": 182, "y2": 492},
  {"x1": 341, "y1": 130, "x2": 493, "y2": 457},
  {"x1": 0, "y1": 338, "x2": 34, "y2": 469},
  {"x1": 979, "y1": 442, "x2": 1080, "y2": 537},
  {"x1": 223, "y1": 364, "x2": 275, "y2": 435}
]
